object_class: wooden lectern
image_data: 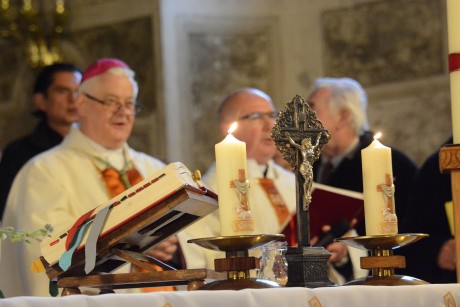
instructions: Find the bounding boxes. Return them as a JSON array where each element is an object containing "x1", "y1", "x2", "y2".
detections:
[{"x1": 36, "y1": 163, "x2": 223, "y2": 295}]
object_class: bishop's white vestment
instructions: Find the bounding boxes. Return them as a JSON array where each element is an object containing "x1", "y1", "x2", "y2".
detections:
[{"x1": 0, "y1": 127, "x2": 165, "y2": 297}]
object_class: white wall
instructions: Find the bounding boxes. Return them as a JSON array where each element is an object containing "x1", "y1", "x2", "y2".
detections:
[{"x1": 160, "y1": 0, "x2": 451, "y2": 172}]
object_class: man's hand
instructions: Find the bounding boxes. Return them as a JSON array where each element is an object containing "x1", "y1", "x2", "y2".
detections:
[
  {"x1": 437, "y1": 238, "x2": 456, "y2": 271},
  {"x1": 145, "y1": 236, "x2": 178, "y2": 262},
  {"x1": 311, "y1": 234, "x2": 348, "y2": 264},
  {"x1": 325, "y1": 241, "x2": 348, "y2": 264},
  {"x1": 310, "y1": 223, "x2": 354, "y2": 265}
]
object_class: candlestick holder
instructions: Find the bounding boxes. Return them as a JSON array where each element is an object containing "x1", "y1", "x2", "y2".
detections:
[
  {"x1": 188, "y1": 234, "x2": 284, "y2": 290},
  {"x1": 336, "y1": 233, "x2": 429, "y2": 286}
]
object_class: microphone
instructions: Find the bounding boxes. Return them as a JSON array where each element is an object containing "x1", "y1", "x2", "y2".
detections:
[{"x1": 315, "y1": 219, "x2": 350, "y2": 247}]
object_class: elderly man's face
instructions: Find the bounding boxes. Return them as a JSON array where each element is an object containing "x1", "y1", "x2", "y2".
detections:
[
  {"x1": 77, "y1": 73, "x2": 136, "y2": 149},
  {"x1": 308, "y1": 87, "x2": 342, "y2": 158},
  {"x1": 220, "y1": 92, "x2": 277, "y2": 165}
]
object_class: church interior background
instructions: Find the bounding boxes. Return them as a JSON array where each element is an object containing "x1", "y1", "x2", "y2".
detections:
[{"x1": 0, "y1": 0, "x2": 451, "y2": 176}]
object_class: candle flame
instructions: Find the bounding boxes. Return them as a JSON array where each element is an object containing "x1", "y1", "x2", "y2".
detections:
[
  {"x1": 228, "y1": 122, "x2": 238, "y2": 135},
  {"x1": 374, "y1": 132, "x2": 382, "y2": 140}
]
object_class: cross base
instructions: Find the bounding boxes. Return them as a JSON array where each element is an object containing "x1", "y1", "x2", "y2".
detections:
[{"x1": 284, "y1": 246, "x2": 335, "y2": 288}]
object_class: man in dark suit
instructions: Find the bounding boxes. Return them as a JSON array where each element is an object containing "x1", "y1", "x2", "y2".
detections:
[
  {"x1": 400, "y1": 137, "x2": 456, "y2": 283},
  {"x1": 307, "y1": 77, "x2": 418, "y2": 282},
  {"x1": 0, "y1": 63, "x2": 82, "y2": 220}
]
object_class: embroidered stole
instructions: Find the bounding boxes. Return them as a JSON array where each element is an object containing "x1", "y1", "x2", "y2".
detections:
[
  {"x1": 257, "y1": 178, "x2": 290, "y2": 228},
  {"x1": 101, "y1": 167, "x2": 143, "y2": 197}
]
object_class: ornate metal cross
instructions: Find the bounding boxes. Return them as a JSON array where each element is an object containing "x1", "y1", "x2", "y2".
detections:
[{"x1": 271, "y1": 95, "x2": 330, "y2": 247}]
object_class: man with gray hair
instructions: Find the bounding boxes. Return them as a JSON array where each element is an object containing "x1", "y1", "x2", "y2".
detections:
[
  {"x1": 307, "y1": 77, "x2": 418, "y2": 283},
  {"x1": 0, "y1": 58, "x2": 177, "y2": 297}
]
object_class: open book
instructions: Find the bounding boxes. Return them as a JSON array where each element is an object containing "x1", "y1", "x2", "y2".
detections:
[
  {"x1": 309, "y1": 183, "x2": 364, "y2": 239},
  {"x1": 283, "y1": 183, "x2": 364, "y2": 245},
  {"x1": 38, "y1": 162, "x2": 218, "y2": 279}
]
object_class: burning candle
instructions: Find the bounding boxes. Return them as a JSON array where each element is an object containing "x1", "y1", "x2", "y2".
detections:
[
  {"x1": 361, "y1": 133, "x2": 398, "y2": 235},
  {"x1": 215, "y1": 122, "x2": 254, "y2": 236}
]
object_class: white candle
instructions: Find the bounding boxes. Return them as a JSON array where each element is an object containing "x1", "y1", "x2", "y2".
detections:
[
  {"x1": 361, "y1": 133, "x2": 398, "y2": 235},
  {"x1": 215, "y1": 123, "x2": 254, "y2": 236},
  {"x1": 447, "y1": 0, "x2": 460, "y2": 52},
  {"x1": 447, "y1": 0, "x2": 460, "y2": 143}
]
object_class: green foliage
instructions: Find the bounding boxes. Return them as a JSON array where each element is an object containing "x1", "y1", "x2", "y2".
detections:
[{"x1": 0, "y1": 224, "x2": 53, "y2": 243}]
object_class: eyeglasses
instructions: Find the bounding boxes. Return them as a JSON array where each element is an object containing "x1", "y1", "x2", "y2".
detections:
[
  {"x1": 238, "y1": 111, "x2": 277, "y2": 121},
  {"x1": 83, "y1": 92, "x2": 141, "y2": 115},
  {"x1": 51, "y1": 86, "x2": 79, "y2": 98}
]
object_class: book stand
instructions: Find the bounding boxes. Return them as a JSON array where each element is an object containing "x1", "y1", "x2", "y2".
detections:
[
  {"x1": 439, "y1": 144, "x2": 460, "y2": 282},
  {"x1": 39, "y1": 186, "x2": 224, "y2": 295}
]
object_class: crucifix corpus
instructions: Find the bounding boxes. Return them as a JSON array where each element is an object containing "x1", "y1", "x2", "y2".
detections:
[{"x1": 271, "y1": 94, "x2": 333, "y2": 288}]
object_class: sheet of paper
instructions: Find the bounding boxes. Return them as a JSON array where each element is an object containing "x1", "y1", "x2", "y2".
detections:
[{"x1": 445, "y1": 201, "x2": 454, "y2": 237}]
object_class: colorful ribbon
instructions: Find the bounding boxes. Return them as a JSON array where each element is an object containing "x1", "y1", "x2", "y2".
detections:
[
  {"x1": 59, "y1": 221, "x2": 93, "y2": 271},
  {"x1": 84, "y1": 205, "x2": 111, "y2": 273},
  {"x1": 66, "y1": 208, "x2": 96, "y2": 250}
]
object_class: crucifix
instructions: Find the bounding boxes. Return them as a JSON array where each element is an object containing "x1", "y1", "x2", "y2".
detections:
[
  {"x1": 272, "y1": 95, "x2": 330, "y2": 247},
  {"x1": 271, "y1": 95, "x2": 333, "y2": 288}
]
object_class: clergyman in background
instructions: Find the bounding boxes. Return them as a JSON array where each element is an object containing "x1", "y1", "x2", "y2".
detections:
[{"x1": 178, "y1": 88, "x2": 296, "y2": 275}]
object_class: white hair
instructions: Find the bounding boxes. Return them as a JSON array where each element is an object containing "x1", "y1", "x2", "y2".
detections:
[
  {"x1": 79, "y1": 67, "x2": 139, "y2": 98},
  {"x1": 312, "y1": 77, "x2": 369, "y2": 135}
]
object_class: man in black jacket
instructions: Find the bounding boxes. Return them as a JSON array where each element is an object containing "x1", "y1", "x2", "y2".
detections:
[
  {"x1": 0, "y1": 63, "x2": 81, "y2": 220},
  {"x1": 307, "y1": 77, "x2": 418, "y2": 282},
  {"x1": 400, "y1": 137, "x2": 456, "y2": 283}
]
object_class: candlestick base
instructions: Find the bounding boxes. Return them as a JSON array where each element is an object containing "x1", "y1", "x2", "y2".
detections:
[
  {"x1": 188, "y1": 234, "x2": 285, "y2": 290},
  {"x1": 336, "y1": 233, "x2": 429, "y2": 286}
]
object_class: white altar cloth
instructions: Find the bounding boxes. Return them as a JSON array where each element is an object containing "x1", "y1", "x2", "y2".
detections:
[{"x1": 0, "y1": 284, "x2": 459, "y2": 307}]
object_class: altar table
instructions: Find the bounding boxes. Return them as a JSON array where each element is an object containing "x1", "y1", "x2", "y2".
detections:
[{"x1": 0, "y1": 284, "x2": 459, "y2": 307}]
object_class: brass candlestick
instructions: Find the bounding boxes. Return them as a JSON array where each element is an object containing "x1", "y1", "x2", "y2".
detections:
[
  {"x1": 337, "y1": 233, "x2": 429, "y2": 286},
  {"x1": 188, "y1": 234, "x2": 284, "y2": 290}
]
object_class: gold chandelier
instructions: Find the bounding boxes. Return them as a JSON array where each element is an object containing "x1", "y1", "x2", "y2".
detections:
[{"x1": 0, "y1": 0, "x2": 67, "y2": 68}]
